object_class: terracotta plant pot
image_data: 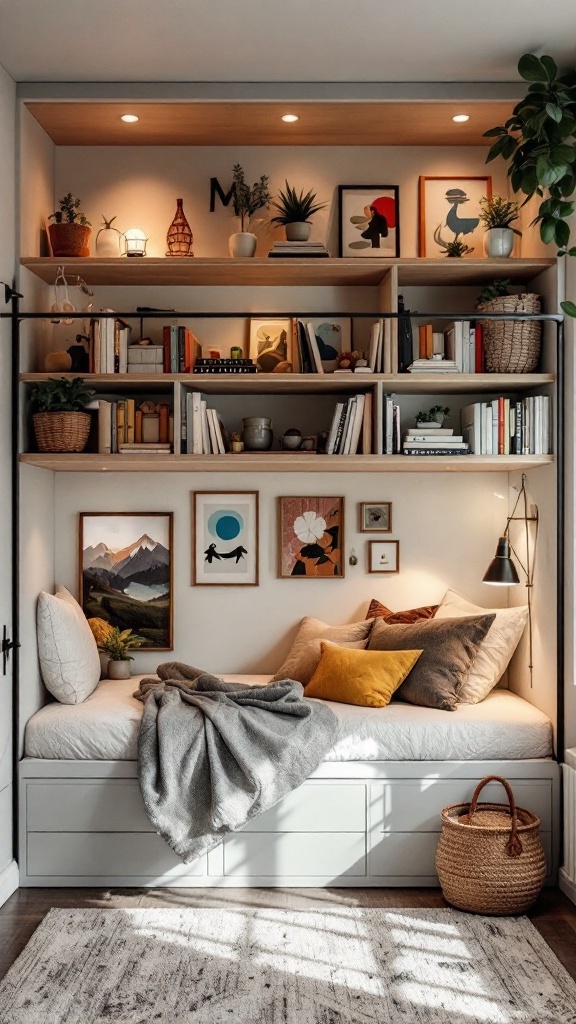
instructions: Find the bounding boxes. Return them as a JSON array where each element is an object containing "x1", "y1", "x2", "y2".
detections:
[
  {"x1": 286, "y1": 222, "x2": 311, "y2": 241},
  {"x1": 48, "y1": 223, "x2": 91, "y2": 258},
  {"x1": 33, "y1": 411, "x2": 91, "y2": 453}
]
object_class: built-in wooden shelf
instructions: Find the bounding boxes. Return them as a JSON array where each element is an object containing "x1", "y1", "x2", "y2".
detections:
[
  {"x1": 19, "y1": 256, "x2": 556, "y2": 289},
  {"x1": 20, "y1": 453, "x2": 554, "y2": 473}
]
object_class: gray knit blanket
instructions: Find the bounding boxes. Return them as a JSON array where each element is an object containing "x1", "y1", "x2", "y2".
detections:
[{"x1": 134, "y1": 662, "x2": 338, "y2": 863}]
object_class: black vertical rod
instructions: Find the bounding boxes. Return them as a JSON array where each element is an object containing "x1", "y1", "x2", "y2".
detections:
[
  {"x1": 556, "y1": 316, "x2": 565, "y2": 762},
  {"x1": 10, "y1": 289, "x2": 20, "y2": 859}
]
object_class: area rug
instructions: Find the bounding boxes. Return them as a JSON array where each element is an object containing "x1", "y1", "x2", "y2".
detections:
[{"x1": 0, "y1": 906, "x2": 575, "y2": 1023}]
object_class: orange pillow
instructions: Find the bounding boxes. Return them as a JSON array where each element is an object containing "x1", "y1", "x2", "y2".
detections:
[
  {"x1": 367, "y1": 598, "x2": 439, "y2": 624},
  {"x1": 304, "y1": 641, "x2": 422, "y2": 708}
]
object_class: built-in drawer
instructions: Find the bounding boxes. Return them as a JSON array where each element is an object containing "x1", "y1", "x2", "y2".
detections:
[
  {"x1": 27, "y1": 832, "x2": 206, "y2": 878},
  {"x1": 26, "y1": 780, "x2": 152, "y2": 833},
  {"x1": 369, "y1": 831, "x2": 552, "y2": 878},
  {"x1": 242, "y1": 783, "x2": 365, "y2": 832},
  {"x1": 221, "y1": 831, "x2": 366, "y2": 877}
]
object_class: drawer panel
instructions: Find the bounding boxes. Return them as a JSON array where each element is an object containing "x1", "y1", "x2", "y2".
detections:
[
  {"x1": 27, "y1": 780, "x2": 152, "y2": 833},
  {"x1": 27, "y1": 832, "x2": 206, "y2": 878},
  {"x1": 369, "y1": 779, "x2": 552, "y2": 834},
  {"x1": 242, "y1": 783, "x2": 365, "y2": 832},
  {"x1": 222, "y1": 832, "x2": 366, "y2": 877},
  {"x1": 369, "y1": 831, "x2": 552, "y2": 877}
]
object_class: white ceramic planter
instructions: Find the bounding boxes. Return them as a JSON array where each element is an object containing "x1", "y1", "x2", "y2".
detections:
[
  {"x1": 107, "y1": 659, "x2": 132, "y2": 680},
  {"x1": 286, "y1": 222, "x2": 311, "y2": 242},
  {"x1": 484, "y1": 227, "x2": 515, "y2": 258},
  {"x1": 229, "y1": 232, "x2": 257, "y2": 258}
]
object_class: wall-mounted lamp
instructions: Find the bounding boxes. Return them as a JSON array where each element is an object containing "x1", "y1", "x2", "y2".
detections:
[
  {"x1": 121, "y1": 228, "x2": 148, "y2": 257},
  {"x1": 482, "y1": 473, "x2": 539, "y2": 685}
]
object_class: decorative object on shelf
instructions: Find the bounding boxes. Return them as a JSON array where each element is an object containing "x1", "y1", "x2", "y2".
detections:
[
  {"x1": 49, "y1": 265, "x2": 76, "y2": 324},
  {"x1": 230, "y1": 345, "x2": 243, "y2": 359},
  {"x1": 368, "y1": 540, "x2": 400, "y2": 574},
  {"x1": 335, "y1": 350, "x2": 359, "y2": 371},
  {"x1": 80, "y1": 512, "x2": 173, "y2": 650},
  {"x1": 360, "y1": 502, "x2": 392, "y2": 533},
  {"x1": 166, "y1": 198, "x2": 194, "y2": 257},
  {"x1": 121, "y1": 227, "x2": 148, "y2": 257},
  {"x1": 484, "y1": 52, "x2": 576, "y2": 318},
  {"x1": 242, "y1": 416, "x2": 273, "y2": 451},
  {"x1": 48, "y1": 193, "x2": 91, "y2": 257},
  {"x1": 95, "y1": 215, "x2": 122, "y2": 257},
  {"x1": 230, "y1": 432, "x2": 244, "y2": 454},
  {"x1": 416, "y1": 405, "x2": 450, "y2": 427},
  {"x1": 349, "y1": 548, "x2": 358, "y2": 566},
  {"x1": 278, "y1": 496, "x2": 345, "y2": 579},
  {"x1": 478, "y1": 195, "x2": 522, "y2": 258},
  {"x1": 270, "y1": 180, "x2": 327, "y2": 242},
  {"x1": 476, "y1": 281, "x2": 541, "y2": 373},
  {"x1": 229, "y1": 163, "x2": 271, "y2": 258},
  {"x1": 97, "y1": 626, "x2": 146, "y2": 680},
  {"x1": 67, "y1": 333, "x2": 91, "y2": 372},
  {"x1": 279, "y1": 428, "x2": 303, "y2": 451},
  {"x1": 338, "y1": 185, "x2": 400, "y2": 258},
  {"x1": 193, "y1": 491, "x2": 259, "y2": 586},
  {"x1": 249, "y1": 318, "x2": 291, "y2": 372},
  {"x1": 304, "y1": 318, "x2": 351, "y2": 373},
  {"x1": 31, "y1": 376, "x2": 95, "y2": 453},
  {"x1": 44, "y1": 351, "x2": 72, "y2": 372},
  {"x1": 418, "y1": 176, "x2": 492, "y2": 258}
]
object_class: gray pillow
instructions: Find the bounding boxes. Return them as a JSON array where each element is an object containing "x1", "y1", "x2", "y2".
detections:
[{"x1": 367, "y1": 613, "x2": 496, "y2": 711}]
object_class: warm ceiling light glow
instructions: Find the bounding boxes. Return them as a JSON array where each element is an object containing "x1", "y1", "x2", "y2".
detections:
[
  {"x1": 452, "y1": 113, "x2": 470, "y2": 123},
  {"x1": 121, "y1": 114, "x2": 139, "y2": 123},
  {"x1": 281, "y1": 113, "x2": 299, "y2": 123}
]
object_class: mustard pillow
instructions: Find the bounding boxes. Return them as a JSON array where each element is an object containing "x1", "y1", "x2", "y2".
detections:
[{"x1": 304, "y1": 641, "x2": 423, "y2": 708}]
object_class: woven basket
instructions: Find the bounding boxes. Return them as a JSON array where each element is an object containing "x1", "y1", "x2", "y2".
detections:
[
  {"x1": 477, "y1": 293, "x2": 541, "y2": 373},
  {"x1": 33, "y1": 411, "x2": 91, "y2": 453},
  {"x1": 436, "y1": 775, "x2": 546, "y2": 915}
]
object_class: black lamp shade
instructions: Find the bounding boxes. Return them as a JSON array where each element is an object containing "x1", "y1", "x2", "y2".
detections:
[{"x1": 482, "y1": 537, "x2": 521, "y2": 586}]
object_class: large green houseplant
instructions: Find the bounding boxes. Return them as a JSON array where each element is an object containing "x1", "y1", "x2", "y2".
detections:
[{"x1": 485, "y1": 53, "x2": 576, "y2": 315}]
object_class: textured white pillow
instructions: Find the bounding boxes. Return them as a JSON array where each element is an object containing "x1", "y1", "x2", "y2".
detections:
[
  {"x1": 37, "y1": 585, "x2": 101, "y2": 704},
  {"x1": 435, "y1": 589, "x2": 528, "y2": 703}
]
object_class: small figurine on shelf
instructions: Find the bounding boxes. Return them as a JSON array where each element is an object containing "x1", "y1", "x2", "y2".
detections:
[
  {"x1": 166, "y1": 198, "x2": 194, "y2": 257},
  {"x1": 230, "y1": 431, "x2": 244, "y2": 454},
  {"x1": 67, "y1": 334, "x2": 91, "y2": 373}
]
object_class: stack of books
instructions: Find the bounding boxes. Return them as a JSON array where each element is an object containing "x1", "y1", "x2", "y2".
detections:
[
  {"x1": 326, "y1": 394, "x2": 372, "y2": 454},
  {"x1": 461, "y1": 396, "x2": 551, "y2": 455},
  {"x1": 192, "y1": 358, "x2": 257, "y2": 375},
  {"x1": 268, "y1": 241, "x2": 329, "y2": 258},
  {"x1": 402, "y1": 426, "x2": 470, "y2": 457},
  {"x1": 408, "y1": 358, "x2": 459, "y2": 374}
]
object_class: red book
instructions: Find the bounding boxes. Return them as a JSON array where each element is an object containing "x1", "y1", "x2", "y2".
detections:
[
  {"x1": 158, "y1": 404, "x2": 170, "y2": 444},
  {"x1": 498, "y1": 396, "x2": 505, "y2": 455},
  {"x1": 418, "y1": 324, "x2": 427, "y2": 359},
  {"x1": 475, "y1": 324, "x2": 484, "y2": 374}
]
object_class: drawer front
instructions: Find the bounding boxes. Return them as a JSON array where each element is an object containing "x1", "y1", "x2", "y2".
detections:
[
  {"x1": 27, "y1": 780, "x2": 152, "y2": 833},
  {"x1": 222, "y1": 832, "x2": 366, "y2": 877},
  {"x1": 242, "y1": 783, "x2": 365, "y2": 833},
  {"x1": 369, "y1": 831, "x2": 552, "y2": 877},
  {"x1": 27, "y1": 832, "x2": 206, "y2": 878},
  {"x1": 369, "y1": 779, "x2": 552, "y2": 834}
]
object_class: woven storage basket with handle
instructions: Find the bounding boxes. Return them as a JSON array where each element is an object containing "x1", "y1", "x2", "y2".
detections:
[
  {"x1": 477, "y1": 293, "x2": 541, "y2": 373},
  {"x1": 436, "y1": 775, "x2": 546, "y2": 915},
  {"x1": 33, "y1": 411, "x2": 91, "y2": 453}
]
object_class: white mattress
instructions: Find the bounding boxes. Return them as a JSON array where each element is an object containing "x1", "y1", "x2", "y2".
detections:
[{"x1": 25, "y1": 674, "x2": 553, "y2": 762}]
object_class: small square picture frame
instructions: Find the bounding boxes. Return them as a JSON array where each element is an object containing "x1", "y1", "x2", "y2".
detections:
[
  {"x1": 248, "y1": 318, "x2": 292, "y2": 373},
  {"x1": 359, "y1": 501, "x2": 392, "y2": 533},
  {"x1": 368, "y1": 540, "x2": 399, "y2": 574}
]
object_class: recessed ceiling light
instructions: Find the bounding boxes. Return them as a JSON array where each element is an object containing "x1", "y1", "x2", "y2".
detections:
[
  {"x1": 121, "y1": 114, "x2": 139, "y2": 123},
  {"x1": 452, "y1": 113, "x2": 470, "y2": 123},
  {"x1": 281, "y1": 113, "x2": 299, "y2": 123}
]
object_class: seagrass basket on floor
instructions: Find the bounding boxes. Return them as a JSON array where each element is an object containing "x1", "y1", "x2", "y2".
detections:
[
  {"x1": 477, "y1": 292, "x2": 541, "y2": 373},
  {"x1": 33, "y1": 411, "x2": 91, "y2": 453},
  {"x1": 435, "y1": 775, "x2": 546, "y2": 915}
]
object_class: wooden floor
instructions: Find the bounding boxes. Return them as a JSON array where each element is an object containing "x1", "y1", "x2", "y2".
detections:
[{"x1": 1, "y1": 886, "x2": 575, "y2": 985}]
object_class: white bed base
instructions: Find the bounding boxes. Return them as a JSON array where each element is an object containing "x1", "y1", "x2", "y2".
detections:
[{"x1": 19, "y1": 757, "x2": 560, "y2": 888}]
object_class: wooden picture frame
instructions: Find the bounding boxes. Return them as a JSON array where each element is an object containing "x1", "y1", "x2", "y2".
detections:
[
  {"x1": 79, "y1": 511, "x2": 174, "y2": 650},
  {"x1": 278, "y1": 496, "x2": 345, "y2": 579},
  {"x1": 248, "y1": 318, "x2": 292, "y2": 372},
  {"x1": 418, "y1": 175, "x2": 492, "y2": 258},
  {"x1": 193, "y1": 491, "x2": 259, "y2": 586},
  {"x1": 338, "y1": 185, "x2": 400, "y2": 258},
  {"x1": 368, "y1": 540, "x2": 399, "y2": 574},
  {"x1": 359, "y1": 502, "x2": 392, "y2": 533}
]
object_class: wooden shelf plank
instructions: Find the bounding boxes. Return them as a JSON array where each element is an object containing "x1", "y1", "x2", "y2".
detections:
[{"x1": 20, "y1": 453, "x2": 554, "y2": 473}]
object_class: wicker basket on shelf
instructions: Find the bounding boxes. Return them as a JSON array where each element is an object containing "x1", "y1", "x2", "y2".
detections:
[
  {"x1": 477, "y1": 292, "x2": 541, "y2": 373},
  {"x1": 33, "y1": 411, "x2": 91, "y2": 453},
  {"x1": 435, "y1": 775, "x2": 546, "y2": 915}
]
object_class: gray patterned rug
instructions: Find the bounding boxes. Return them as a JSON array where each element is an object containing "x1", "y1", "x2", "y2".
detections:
[{"x1": 0, "y1": 906, "x2": 575, "y2": 1023}]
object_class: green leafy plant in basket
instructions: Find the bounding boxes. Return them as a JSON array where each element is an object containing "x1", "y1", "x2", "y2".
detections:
[
  {"x1": 31, "y1": 377, "x2": 95, "y2": 454},
  {"x1": 476, "y1": 279, "x2": 512, "y2": 307},
  {"x1": 30, "y1": 376, "x2": 95, "y2": 412},
  {"x1": 98, "y1": 627, "x2": 146, "y2": 662}
]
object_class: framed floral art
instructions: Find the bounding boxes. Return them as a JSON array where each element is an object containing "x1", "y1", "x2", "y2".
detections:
[{"x1": 278, "y1": 496, "x2": 345, "y2": 578}]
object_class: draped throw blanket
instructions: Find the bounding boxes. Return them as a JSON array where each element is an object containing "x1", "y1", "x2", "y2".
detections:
[{"x1": 134, "y1": 662, "x2": 338, "y2": 863}]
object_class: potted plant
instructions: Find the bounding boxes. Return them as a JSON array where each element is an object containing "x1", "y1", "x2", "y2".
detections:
[
  {"x1": 270, "y1": 181, "x2": 327, "y2": 241},
  {"x1": 30, "y1": 376, "x2": 95, "y2": 453},
  {"x1": 432, "y1": 226, "x2": 474, "y2": 258},
  {"x1": 415, "y1": 405, "x2": 450, "y2": 428},
  {"x1": 478, "y1": 195, "x2": 522, "y2": 258},
  {"x1": 97, "y1": 627, "x2": 145, "y2": 680},
  {"x1": 229, "y1": 164, "x2": 271, "y2": 258},
  {"x1": 48, "y1": 193, "x2": 91, "y2": 257}
]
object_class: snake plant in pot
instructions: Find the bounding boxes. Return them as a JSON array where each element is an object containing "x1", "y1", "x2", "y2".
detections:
[
  {"x1": 270, "y1": 181, "x2": 327, "y2": 241},
  {"x1": 30, "y1": 376, "x2": 95, "y2": 453}
]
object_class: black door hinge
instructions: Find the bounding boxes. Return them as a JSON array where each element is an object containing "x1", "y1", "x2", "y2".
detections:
[{"x1": 2, "y1": 625, "x2": 20, "y2": 675}]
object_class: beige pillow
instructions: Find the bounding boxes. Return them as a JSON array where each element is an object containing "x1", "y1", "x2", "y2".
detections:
[
  {"x1": 435, "y1": 589, "x2": 528, "y2": 703},
  {"x1": 273, "y1": 616, "x2": 373, "y2": 686}
]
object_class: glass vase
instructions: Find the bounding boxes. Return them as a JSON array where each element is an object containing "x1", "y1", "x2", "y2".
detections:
[{"x1": 166, "y1": 198, "x2": 194, "y2": 257}]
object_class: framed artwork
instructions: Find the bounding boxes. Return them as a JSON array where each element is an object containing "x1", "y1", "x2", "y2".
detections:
[
  {"x1": 360, "y1": 502, "x2": 392, "y2": 533},
  {"x1": 368, "y1": 540, "x2": 400, "y2": 574},
  {"x1": 418, "y1": 175, "x2": 492, "y2": 258},
  {"x1": 338, "y1": 185, "x2": 400, "y2": 258},
  {"x1": 278, "y1": 496, "x2": 345, "y2": 579},
  {"x1": 79, "y1": 512, "x2": 173, "y2": 650},
  {"x1": 193, "y1": 491, "x2": 259, "y2": 585},
  {"x1": 303, "y1": 318, "x2": 352, "y2": 372},
  {"x1": 249, "y1": 318, "x2": 292, "y2": 372}
]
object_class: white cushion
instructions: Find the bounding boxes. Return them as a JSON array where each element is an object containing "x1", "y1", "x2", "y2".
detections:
[
  {"x1": 37, "y1": 585, "x2": 101, "y2": 704},
  {"x1": 435, "y1": 589, "x2": 528, "y2": 703}
]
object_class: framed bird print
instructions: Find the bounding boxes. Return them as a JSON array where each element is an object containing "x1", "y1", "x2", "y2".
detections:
[
  {"x1": 418, "y1": 176, "x2": 492, "y2": 258},
  {"x1": 338, "y1": 186, "x2": 400, "y2": 258},
  {"x1": 278, "y1": 496, "x2": 345, "y2": 579},
  {"x1": 193, "y1": 491, "x2": 259, "y2": 585}
]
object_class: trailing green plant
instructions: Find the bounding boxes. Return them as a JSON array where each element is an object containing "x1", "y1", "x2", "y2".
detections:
[
  {"x1": 49, "y1": 193, "x2": 91, "y2": 226},
  {"x1": 484, "y1": 52, "x2": 576, "y2": 316},
  {"x1": 478, "y1": 195, "x2": 522, "y2": 234},
  {"x1": 231, "y1": 164, "x2": 272, "y2": 231},
  {"x1": 98, "y1": 627, "x2": 145, "y2": 662},
  {"x1": 270, "y1": 181, "x2": 327, "y2": 225},
  {"x1": 433, "y1": 225, "x2": 474, "y2": 257},
  {"x1": 416, "y1": 405, "x2": 450, "y2": 424},
  {"x1": 476, "y1": 279, "x2": 512, "y2": 306},
  {"x1": 30, "y1": 377, "x2": 95, "y2": 413}
]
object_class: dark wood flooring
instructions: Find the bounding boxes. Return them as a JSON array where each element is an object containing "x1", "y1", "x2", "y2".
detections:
[{"x1": 1, "y1": 886, "x2": 575, "y2": 985}]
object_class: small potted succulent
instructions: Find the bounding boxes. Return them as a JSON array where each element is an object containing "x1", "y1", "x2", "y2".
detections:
[
  {"x1": 478, "y1": 195, "x2": 522, "y2": 258},
  {"x1": 48, "y1": 193, "x2": 91, "y2": 257},
  {"x1": 229, "y1": 164, "x2": 271, "y2": 257},
  {"x1": 30, "y1": 376, "x2": 95, "y2": 453},
  {"x1": 270, "y1": 181, "x2": 327, "y2": 241},
  {"x1": 97, "y1": 626, "x2": 146, "y2": 680}
]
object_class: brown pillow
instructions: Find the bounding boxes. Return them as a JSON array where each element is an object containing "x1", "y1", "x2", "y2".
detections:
[
  {"x1": 273, "y1": 616, "x2": 373, "y2": 685},
  {"x1": 367, "y1": 598, "x2": 439, "y2": 624},
  {"x1": 368, "y1": 613, "x2": 496, "y2": 711}
]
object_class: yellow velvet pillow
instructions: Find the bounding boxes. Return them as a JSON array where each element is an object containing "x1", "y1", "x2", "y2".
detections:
[{"x1": 303, "y1": 641, "x2": 423, "y2": 708}]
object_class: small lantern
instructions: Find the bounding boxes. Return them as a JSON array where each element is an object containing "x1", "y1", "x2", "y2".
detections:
[{"x1": 121, "y1": 228, "x2": 148, "y2": 257}]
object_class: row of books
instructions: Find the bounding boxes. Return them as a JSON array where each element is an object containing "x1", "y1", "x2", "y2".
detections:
[
  {"x1": 88, "y1": 316, "x2": 131, "y2": 374},
  {"x1": 462, "y1": 396, "x2": 551, "y2": 456},
  {"x1": 95, "y1": 398, "x2": 173, "y2": 455},
  {"x1": 412, "y1": 321, "x2": 484, "y2": 374},
  {"x1": 325, "y1": 393, "x2": 373, "y2": 455},
  {"x1": 162, "y1": 325, "x2": 202, "y2": 373},
  {"x1": 184, "y1": 392, "x2": 229, "y2": 454}
]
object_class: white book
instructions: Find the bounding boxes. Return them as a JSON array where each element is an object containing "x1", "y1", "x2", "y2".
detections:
[
  {"x1": 200, "y1": 400, "x2": 211, "y2": 453},
  {"x1": 404, "y1": 440, "x2": 468, "y2": 449},
  {"x1": 348, "y1": 393, "x2": 365, "y2": 455},
  {"x1": 105, "y1": 316, "x2": 115, "y2": 374},
  {"x1": 206, "y1": 407, "x2": 220, "y2": 454},
  {"x1": 209, "y1": 407, "x2": 226, "y2": 455},
  {"x1": 190, "y1": 392, "x2": 203, "y2": 454},
  {"x1": 326, "y1": 402, "x2": 345, "y2": 455},
  {"x1": 368, "y1": 321, "x2": 381, "y2": 373},
  {"x1": 461, "y1": 403, "x2": 481, "y2": 454},
  {"x1": 91, "y1": 320, "x2": 101, "y2": 373},
  {"x1": 341, "y1": 397, "x2": 357, "y2": 455},
  {"x1": 432, "y1": 332, "x2": 444, "y2": 357},
  {"x1": 97, "y1": 400, "x2": 111, "y2": 455},
  {"x1": 383, "y1": 319, "x2": 392, "y2": 375},
  {"x1": 304, "y1": 321, "x2": 325, "y2": 374},
  {"x1": 461, "y1": 321, "x2": 470, "y2": 374},
  {"x1": 491, "y1": 400, "x2": 499, "y2": 455},
  {"x1": 483, "y1": 402, "x2": 492, "y2": 455},
  {"x1": 118, "y1": 324, "x2": 129, "y2": 375},
  {"x1": 408, "y1": 434, "x2": 464, "y2": 444},
  {"x1": 384, "y1": 393, "x2": 394, "y2": 455}
]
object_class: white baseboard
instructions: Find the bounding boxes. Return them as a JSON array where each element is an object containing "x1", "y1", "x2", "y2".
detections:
[
  {"x1": 0, "y1": 860, "x2": 18, "y2": 908},
  {"x1": 559, "y1": 867, "x2": 576, "y2": 906}
]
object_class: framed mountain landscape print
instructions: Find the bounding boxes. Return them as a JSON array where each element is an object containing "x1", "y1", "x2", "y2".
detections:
[
  {"x1": 80, "y1": 512, "x2": 173, "y2": 650},
  {"x1": 193, "y1": 491, "x2": 259, "y2": 586},
  {"x1": 338, "y1": 185, "x2": 400, "y2": 258}
]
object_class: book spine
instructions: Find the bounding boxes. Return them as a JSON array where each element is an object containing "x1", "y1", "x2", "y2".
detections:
[
  {"x1": 126, "y1": 398, "x2": 135, "y2": 443},
  {"x1": 326, "y1": 402, "x2": 345, "y2": 455},
  {"x1": 162, "y1": 326, "x2": 170, "y2": 373},
  {"x1": 403, "y1": 448, "x2": 469, "y2": 456},
  {"x1": 158, "y1": 404, "x2": 170, "y2": 444},
  {"x1": 332, "y1": 402, "x2": 350, "y2": 454},
  {"x1": 135, "y1": 408, "x2": 143, "y2": 445}
]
